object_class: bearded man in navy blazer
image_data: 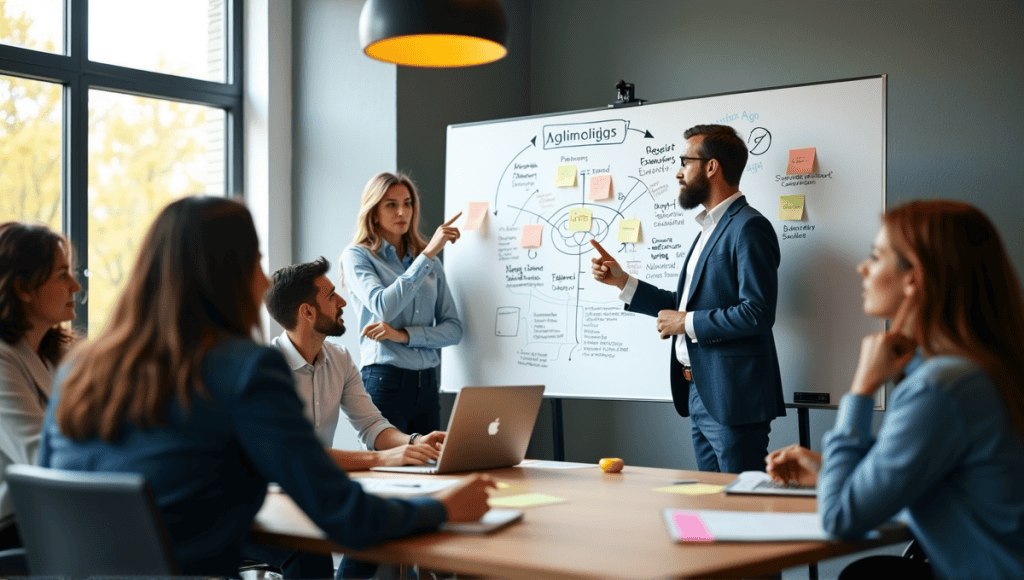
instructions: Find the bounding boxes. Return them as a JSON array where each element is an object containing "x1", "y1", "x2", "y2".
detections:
[{"x1": 591, "y1": 124, "x2": 786, "y2": 472}]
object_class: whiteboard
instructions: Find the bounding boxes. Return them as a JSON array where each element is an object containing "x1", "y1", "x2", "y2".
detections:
[{"x1": 442, "y1": 76, "x2": 886, "y2": 409}]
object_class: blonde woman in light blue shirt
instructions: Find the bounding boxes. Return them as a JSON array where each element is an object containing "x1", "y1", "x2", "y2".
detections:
[{"x1": 341, "y1": 172, "x2": 463, "y2": 439}]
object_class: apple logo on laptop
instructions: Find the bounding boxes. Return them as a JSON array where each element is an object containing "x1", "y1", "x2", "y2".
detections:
[{"x1": 488, "y1": 418, "x2": 500, "y2": 436}]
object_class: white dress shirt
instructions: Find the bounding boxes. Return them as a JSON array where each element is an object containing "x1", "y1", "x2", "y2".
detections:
[
  {"x1": 271, "y1": 332, "x2": 396, "y2": 450},
  {"x1": 0, "y1": 339, "x2": 56, "y2": 525},
  {"x1": 620, "y1": 192, "x2": 744, "y2": 366}
]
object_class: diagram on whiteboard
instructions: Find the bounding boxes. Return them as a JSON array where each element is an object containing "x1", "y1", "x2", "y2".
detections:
[{"x1": 443, "y1": 77, "x2": 886, "y2": 403}]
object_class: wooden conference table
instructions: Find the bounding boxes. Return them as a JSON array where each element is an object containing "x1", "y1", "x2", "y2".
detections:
[{"x1": 252, "y1": 464, "x2": 908, "y2": 580}]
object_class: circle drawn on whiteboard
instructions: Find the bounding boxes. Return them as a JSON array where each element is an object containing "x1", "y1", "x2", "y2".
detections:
[{"x1": 748, "y1": 127, "x2": 771, "y2": 156}]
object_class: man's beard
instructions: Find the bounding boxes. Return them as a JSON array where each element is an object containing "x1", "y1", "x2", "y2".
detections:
[
  {"x1": 678, "y1": 173, "x2": 710, "y2": 210},
  {"x1": 313, "y1": 309, "x2": 345, "y2": 337}
]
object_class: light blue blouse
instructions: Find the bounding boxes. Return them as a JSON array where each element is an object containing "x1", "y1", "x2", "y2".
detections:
[
  {"x1": 341, "y1": 241, "x2": 462, "y2": 371},
  {"x1": 819, "y1": 354, "x2": 1024, "y2": 580}
]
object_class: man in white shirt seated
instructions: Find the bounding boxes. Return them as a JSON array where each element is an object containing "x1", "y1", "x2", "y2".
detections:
[
  {"x1": 265, "y1": 256, "x2": 445, "y2": 469},
  {"x1": 252, "y1": 257, "x2": 445, "y2": 579}
]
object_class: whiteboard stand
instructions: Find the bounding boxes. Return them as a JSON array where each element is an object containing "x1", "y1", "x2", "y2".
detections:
[{"x1": 551, "y1": 398, "x2": 565, "y2": 461}]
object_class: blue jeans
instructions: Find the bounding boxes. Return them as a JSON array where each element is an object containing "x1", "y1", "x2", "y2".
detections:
[
  {"x1": 344, "y1": 365, "x2": 439, "y2": 579},
  {"x1": 688, "y1": 380, "x2": 771, "y2": 473},
  {"x1": 360, "y1": 365, "x2": 441, "y2": 435}
]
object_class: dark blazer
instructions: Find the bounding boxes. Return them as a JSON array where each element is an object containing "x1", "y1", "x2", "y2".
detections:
[
  {"x1": 41, "y1": 338, "x2": 446, "y2": 575},
  {"x1": 628, "y1": 196, "x2": 786, "y2": 426}
]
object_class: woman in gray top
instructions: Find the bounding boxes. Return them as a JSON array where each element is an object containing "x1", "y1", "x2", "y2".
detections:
[{"x1": 0, "y1": 222, "x2": 81, "y2": 550}]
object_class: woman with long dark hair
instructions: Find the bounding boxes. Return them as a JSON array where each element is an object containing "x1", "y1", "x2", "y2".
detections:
[
  {"x1": 766, "y1": 200, "x2": 1024, "y2": 579},
  {"x1": 40, "y1": 196, "x2": 492, "y2": 576},
  {"x1": 0, "y1": 222, "x2": 80, "y2": 551}
]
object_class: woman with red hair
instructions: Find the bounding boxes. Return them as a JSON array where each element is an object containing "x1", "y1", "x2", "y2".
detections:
[{"x1": 766, "y1": 200, "x2": 1024, "y2": 580}]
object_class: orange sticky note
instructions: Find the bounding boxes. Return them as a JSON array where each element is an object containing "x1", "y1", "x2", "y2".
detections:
[
  {"x1": 779, "y1": 195, "x2": 805, "y2": 221},
  {"x1": 555, "y1": 165, "x2": 578, "y2": 187},
  {"x1": 617, "y1": 219, "x2": 641, "y2": 243},
  {"x1": 521, "y1": 224, "x2": 543, "y2": 248},
  {"x1": 568, "y1": 207, "x2": 592, "y2": 232},
  {"x1": 588, "y1": 174, "x2": 612, "y2": 200},
  {"x1": 464, "y1": 202, "x2": 489, "y2": 230},
  {"x1": 787, "y1": 147, "x2": 816, "y2": 175}
]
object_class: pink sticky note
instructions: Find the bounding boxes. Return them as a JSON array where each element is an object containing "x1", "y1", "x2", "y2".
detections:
[
  {"x1": 672, "y1": 512, "x2": 714, "y2": 542},
  {"x1": 521, "y1": 224, "x2": 543, "y2": 248},
  {"x1": 463, "y1": 202, "x2": 489, "y2": 231},
  {"x1": 588, "y1": 174, "x2": 612, "y2": 200},
  {"x1": 786, "y1": 147, "x2": 816, "y2": 175}
]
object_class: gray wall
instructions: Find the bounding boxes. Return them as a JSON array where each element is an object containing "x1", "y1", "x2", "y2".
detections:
[{"x1": 294, "y1": 1, "x2": 1024, "y2": 464}]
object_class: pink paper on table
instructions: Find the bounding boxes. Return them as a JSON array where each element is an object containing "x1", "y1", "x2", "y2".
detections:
[
  {"x1": 588, "y1": 174, "x2": 612, "y2": 200},
  {"x1": 672, "y1": 512, "x2": 714, "y2": 542},
  {"x1": 464, "y1": 202, "x2": 489, "y2": 230},
  {"x1": 786, "y1": 147, "x2": 816, "y2": 175},
  {"x1": 521, "y1": 224, "x2": 543, "y2": 248}
]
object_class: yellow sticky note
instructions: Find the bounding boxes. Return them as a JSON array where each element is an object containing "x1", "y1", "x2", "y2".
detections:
[
  {"x1": 555, "y1": 165, "x2": 578, "y2": 187},
  {"x1": 779, "y1": 195, "x2": 805, "y2": 221},
  {"x1": 786, "y1": 147, "x2": 816, "y2": 175},
  {"x1": 654, "y1": 484, "x2": 726, "y2": 495},
  {"x1": 488, "y1": 492, "x2": 567, "y2": 508},
  {"x1": 617, "y1": 219, "x2": 641, "y2": 243},
  {"x1": 567, "y1": 207, "x2": 592, "y2": 232},
  {"x1": 521, "y1": 224, "x2": 543, "y2": 248},
  {"x1": 464, "y1": 202, "x2": 489, "y2": 230},
  {"x1": 588, "y1": 174, "x2": 612, "y2": 200}
]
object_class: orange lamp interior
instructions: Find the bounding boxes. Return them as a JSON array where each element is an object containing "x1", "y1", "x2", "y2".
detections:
[{"x1": 364, "y1": 34, "x2": 506, "y2": 67}]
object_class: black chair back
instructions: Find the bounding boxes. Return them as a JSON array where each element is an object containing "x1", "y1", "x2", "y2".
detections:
[{"x1": 5, "y1": 464, "x2": 178, "y2": 576}]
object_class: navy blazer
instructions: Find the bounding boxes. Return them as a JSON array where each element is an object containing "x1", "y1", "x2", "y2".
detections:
[
  {"x1": 627, "y1": 196, "x2": 786, "y2": 426},
  {"x1": 41, "y1": 337, "x2": 446, "y2": 575}
]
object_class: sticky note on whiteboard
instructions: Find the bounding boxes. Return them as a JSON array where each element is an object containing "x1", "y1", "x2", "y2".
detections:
[
  {"x1": 520, "y1": 224, "x2": 543, "y2": 248},
  {"x1": 786, "y1": 147, "x2": 816, "y2": 175},
  {"x1": 568, "y1": 207, "x2": 592, "y2": 231},
  {"x1": 617, "y1": 219, "x2": 641, "y2": 243},
  {"x1": 588, "y1": 174, "x2": 612, "y2": 200},
  {"x1": 464, "y1": 202, "x2": 489, "y2": 230},
  {"x1": 555, "y1": 165, "x2": 578, "y2": 187},
  {"x1": 779, "y1": 195, "x2": 805, "y2": 221}
]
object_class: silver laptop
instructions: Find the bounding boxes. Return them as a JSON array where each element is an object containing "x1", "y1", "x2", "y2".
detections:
[
  {"x1": 723, "y1": 470, "x2": 817, "y2": 497},
  {"x1": 371, "y1": 385, "x2": 545, "y2": 475}
]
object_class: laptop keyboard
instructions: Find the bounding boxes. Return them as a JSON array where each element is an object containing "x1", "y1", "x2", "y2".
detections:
[{"x1": 753, "y1": 479, "x2": 814, "y2": 491}]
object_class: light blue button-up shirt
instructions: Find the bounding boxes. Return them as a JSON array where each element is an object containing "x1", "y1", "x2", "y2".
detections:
[
  {"x1": 819, "y1": 353, "x2": 1024, "y2": 580},
  {"x1": 341, "y1": 241, "x2": 463, "y2": 371}
]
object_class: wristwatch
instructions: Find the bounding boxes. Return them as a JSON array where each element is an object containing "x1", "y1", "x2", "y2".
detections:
[{"x1": 408, "y1": 433, "x2": 421, "y2": 446}]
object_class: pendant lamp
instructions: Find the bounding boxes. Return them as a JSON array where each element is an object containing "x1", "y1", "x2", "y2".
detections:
[{"x1": 359, "y1": 0, "x2": 508, "y2": 68}]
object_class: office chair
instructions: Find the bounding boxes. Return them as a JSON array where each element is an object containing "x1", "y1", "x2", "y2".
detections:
[
  {"x1": 5, "y1": 464, "x2": 178, "y2": 576},
  {"x1": 0, "y1": 547, "x2": 29, "y2": 575}
]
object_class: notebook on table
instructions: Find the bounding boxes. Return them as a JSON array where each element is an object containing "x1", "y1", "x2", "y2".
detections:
[
  {"x1": 371, "y1": 385, "x2": 545, "y2": 475},
  {"x1": 723, "y1": 470, "x2": 816, "y2": 497}
]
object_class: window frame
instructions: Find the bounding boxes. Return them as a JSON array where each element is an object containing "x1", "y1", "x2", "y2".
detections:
[{"x1": 0, "y1": 0, "x2": 244, "y2": 331}]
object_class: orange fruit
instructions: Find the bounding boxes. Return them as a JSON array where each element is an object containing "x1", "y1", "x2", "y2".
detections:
[{"x1": 599, "y1": 457, "x2": 624, "y2": 473}]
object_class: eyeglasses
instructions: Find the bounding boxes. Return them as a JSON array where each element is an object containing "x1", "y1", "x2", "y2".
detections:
[{"x1": 679, "y1": 156, "x2": 710, "y2": 167}]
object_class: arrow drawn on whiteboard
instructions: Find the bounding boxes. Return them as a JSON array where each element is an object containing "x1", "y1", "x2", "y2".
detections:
[
  {"x1": 493, "y1": 136, "x2": 537, "y2": 215},
  {"x1": 627, "y1": 126, "x2": 655, "y2": 139},
  {"x1": 510, "y1": 189, "x2": 539, "y2": 226}
]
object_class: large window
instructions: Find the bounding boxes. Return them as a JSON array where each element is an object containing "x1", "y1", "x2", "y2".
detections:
[{"x1": 0, "y1": 0, "x2": 242, "y2": 335}]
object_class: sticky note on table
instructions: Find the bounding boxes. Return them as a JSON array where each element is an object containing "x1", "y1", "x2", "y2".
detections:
[
  {"x1": 671, "y1": 512, "x2": 715, "y2": 542},
  {"x1": 654, "y1": 484, "x2": 726, "y2": 495},
  {"x1": 464, "y1": 202, "x2": 489, "y2": 230},
  {"x1": 488, "y1": 492, "x2": 567, "y2": 508},
  {"x1": 617, "y1": 219, "x2": 641, "y2": 243},
  {"x1": 555, "y1": 165, "x2": 578, "y2": 187},
  {"x1": 521, "y1": 224, "x2": 543, "y2": 248},
  {"x1": 786, "y1": 147, "x2": 816, "y2": 175},
  {"x1": 588, "y1": 174, "x2": 612, "y2": 200},
  {"x1": 779, "y1": 195, "x2": 805, "y2": 221},
  {"x1": 568, "y1": 207, "x2": 592, "y2": 231}
]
